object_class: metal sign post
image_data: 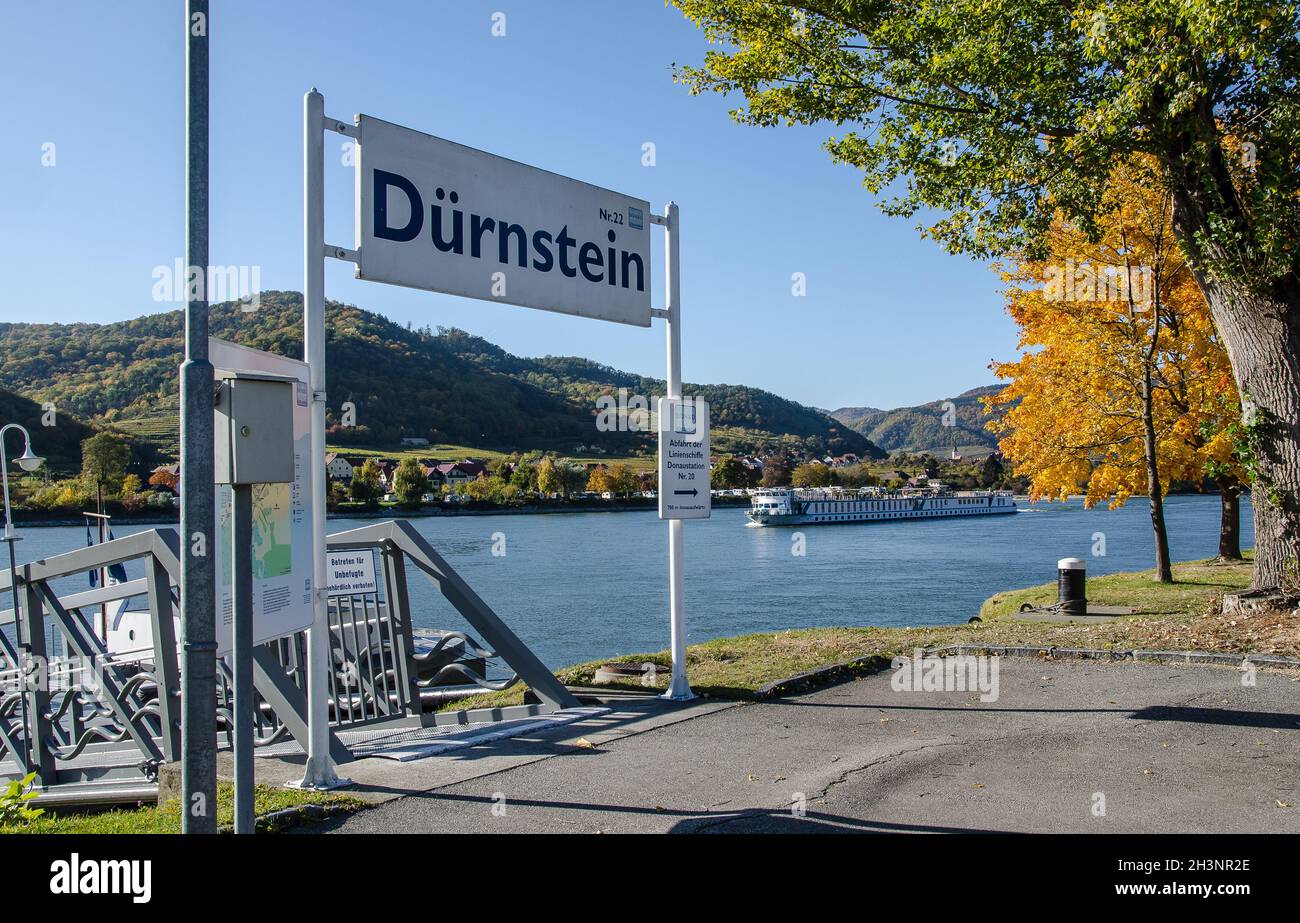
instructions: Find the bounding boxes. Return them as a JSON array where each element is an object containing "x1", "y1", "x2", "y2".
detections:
[
  {"x1": 299, "y1": 98, "x2": 699, "y2": 747},
  {"x1": 214, "y1": 373, "x2": 296, "y2": 832},
  {"x1": 180, "y1": 0, "x2": 218, "y2": 834},
  {"x1": 230, "y1": 484, "x2": 253, "y2": 831},
  {"x1": 653, "y1": 203, "x2": 696, "y2": 701},
  {"x1": 296, "y1": 89, "x2": 347, "y2": 791}
]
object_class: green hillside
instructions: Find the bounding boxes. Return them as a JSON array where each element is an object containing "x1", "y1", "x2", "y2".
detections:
[
  {"x1": 831, "y1": 386, "x2": 1005, "y2": 456},
  {"x1": 0, "y1": 292, "x2": 882, "y2": 461},
  {"x1": 0, "y1": 387, "x2": 95, "y2": 475}
]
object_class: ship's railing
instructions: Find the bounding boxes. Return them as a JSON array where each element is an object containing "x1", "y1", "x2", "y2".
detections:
[{"x1": 780, "y1": 486, "x2": 1014, "y2": 501}]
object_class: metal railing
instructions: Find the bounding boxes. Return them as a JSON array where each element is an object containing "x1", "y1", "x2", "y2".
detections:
[
  {"x1": 0, "y1": 529, "x2": 182, "y2": 789},
  {"x1": 1, "y1": 519, "x2": 577, "y2": 798}
]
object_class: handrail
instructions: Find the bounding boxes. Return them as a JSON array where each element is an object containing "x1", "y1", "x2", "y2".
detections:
[{"x1": 327, "y1": 519, "x2": 578, "y2": 711}]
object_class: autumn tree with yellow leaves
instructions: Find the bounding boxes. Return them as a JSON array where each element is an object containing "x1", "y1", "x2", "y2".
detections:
[{"x1": 987, "y1": 160, "x2": 1245, "y2": 582}]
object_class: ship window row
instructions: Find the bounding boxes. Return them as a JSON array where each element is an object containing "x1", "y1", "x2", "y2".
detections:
[{"x1": 815, "y1": 508, "x2": 989, "y2": 519}]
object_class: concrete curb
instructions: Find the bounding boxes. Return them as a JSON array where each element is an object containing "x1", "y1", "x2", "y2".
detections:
[
  {"x1": 924, "y1": 643, "x2": 1300, "y2": 669},
  {"x1": 752, "y1": 645, "x2": 1300, "y2": 702},
  {"x1": 753, "y1": 655, "x2": 892, "y2": 699},
  {"x1": 233, "y1": 802, "x2": 364, "y2": 834}
]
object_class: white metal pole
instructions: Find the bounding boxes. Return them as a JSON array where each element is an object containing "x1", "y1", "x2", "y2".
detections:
[
  {"x1": 663, "y1": 201, "x2": 693, "y2": 701},
  {"x1": 297, "y1": 87, "x2": 341, "y2": 789}
]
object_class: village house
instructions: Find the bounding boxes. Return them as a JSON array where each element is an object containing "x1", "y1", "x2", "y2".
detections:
[
  {"x1": 149, "y1": 464, "x2": 180, "y2": 493},
  {"x1": 434, "y1": 460, "x2": 487, "y2": 486},
  {"x1": 324, "y1": 453, "x2": 354, "y2": 482}
]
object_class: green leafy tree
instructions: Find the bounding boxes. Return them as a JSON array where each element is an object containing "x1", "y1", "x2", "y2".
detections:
[
  {"x1": 350, "y1": 458, "x2": 383, "y2": 503},
  {"x1": 606, "y1": 463, "x2": 639, "y2": 497},
  {"x1": 760, "y1": 456, "x2": 791, "y2": 487},
  {"x1": 792, "y1": 461, "x2": 834, "y2": 488},
  {"x1": 537, "y1": 456, "x2": 562, "y2": 497},
  {"x1": 586, "y1": 466, "x2": 612, "y2": 495},
  {"x1": 80, "y1": 432, "x2": 130, "y2": 505},
  {"x1": 392, "y1": 458, "x2": 428, "y2": 507},
  {"x1": 711, "y1": 455, "x2": 751, "y2": 489},
  {"x1": 510, "y1": 457, "x2": 539, "y2": 493},
  {"x1": 327, "y1": 479, "x2": 349, "y2": 507},
  {"x1": 671, "y1": 0, "x2": 1300, "y2": 592},
  {"x1": 836, "y1": 464, "x2": 878, "y2": 489},
  {"x1": 979, "y1": 455, "x2": 1004, "y2": 489},
  {"x1": 554, "y1": 461, "x2": 584, "y2": 498}
]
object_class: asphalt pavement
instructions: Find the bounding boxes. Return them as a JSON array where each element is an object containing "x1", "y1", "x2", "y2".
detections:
[{"x1": 310, "y1": 657, "x2": 1300, "y2": 834}]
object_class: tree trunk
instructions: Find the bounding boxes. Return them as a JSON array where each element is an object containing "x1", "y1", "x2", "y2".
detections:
[
  {"x1": 1218, "y1": 478, "x2": 1242, "y2": 561},
  {"x1": 1169, "y1": 191, "x2": 1300, "y2": 593},
  {"x1": 1186, "y1": 279, "x2": 1299, "y2": 591},
  {"x1": 1141, "y1": 371, "x2": 1174, "y2": 583}
]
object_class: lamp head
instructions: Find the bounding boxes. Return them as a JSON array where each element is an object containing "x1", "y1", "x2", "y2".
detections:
[{"x1": 16, "y1": 448, "x2": 43, "y2": 472}]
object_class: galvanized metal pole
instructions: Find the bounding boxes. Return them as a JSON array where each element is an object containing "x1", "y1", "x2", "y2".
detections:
[
  {"x1": 231, "y1": 484, "x2": 254, "y2": 833},
  {"x1": 297, "y1": 88, "x2": 341, "y2": 789},
  {"x1": 180, "y1": 0, "x2": 218, "y2": 833},
  {"x1": 662, "y1": 201, "x2": 693, "y2": 701}
]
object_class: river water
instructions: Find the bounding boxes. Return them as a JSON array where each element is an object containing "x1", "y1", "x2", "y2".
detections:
[{"x1": 12, "y1": 494, "x2": 1250, "y2": 669}]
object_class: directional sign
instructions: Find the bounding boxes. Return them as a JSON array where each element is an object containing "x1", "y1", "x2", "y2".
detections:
[
  {"x1": 355, "y1": 115, "x2": 652, "y2": 327},
  {"x1": 658, "y1": 397, "x2": 711, "y2": 520}
]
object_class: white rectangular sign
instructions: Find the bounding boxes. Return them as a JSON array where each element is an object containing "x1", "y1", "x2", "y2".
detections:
[
  {"x1": 355, "y1": 115, "x2": 652, "y2": 327},
  {"x1": 658, "y1": 397, "x2": 711, "y2": 520},
  {"x1": 326, "y1": 550, "x2": 379, "y2": 597},
  {"x1": 210, "y1": 338, "x2": 315, "y2": 655}
]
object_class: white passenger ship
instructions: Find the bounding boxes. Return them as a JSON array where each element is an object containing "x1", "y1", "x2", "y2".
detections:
[{"x1": 747, "y1": 484, "x2": 1018, "y2": 526}]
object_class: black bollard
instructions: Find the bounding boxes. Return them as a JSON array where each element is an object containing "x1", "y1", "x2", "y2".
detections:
[{"x1": 1057, "y1": 557, "x2": 1086, "y2": 614}]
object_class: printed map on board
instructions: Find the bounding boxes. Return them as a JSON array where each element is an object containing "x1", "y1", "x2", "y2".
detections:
[{"x1": 251, "y1": 482, "x2": 292, "y2": 580}]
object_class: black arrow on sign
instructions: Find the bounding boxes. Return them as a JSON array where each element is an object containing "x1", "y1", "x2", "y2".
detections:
[{"x1": 674, "y1": 488, "x2": 698, "y2": 497}]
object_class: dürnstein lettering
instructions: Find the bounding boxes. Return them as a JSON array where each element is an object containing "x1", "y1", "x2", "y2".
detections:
[
  {"x1": 374, "y1": 170, "x2": 645, "y2": 294},
  {"x1": 355, "y1": 115, "x2": 652, "y2": 327}
]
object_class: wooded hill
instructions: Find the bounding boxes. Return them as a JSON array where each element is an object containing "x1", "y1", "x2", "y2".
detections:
[
  {"x1": 0, "y1": 387, "x2": 94, "y2": 475},
  {"x1": 0, "y1": 292, "x2": 882, "y2": 460},
  {"x1": 831, "y1": 385, "x2": 1004, "y2": 456}
]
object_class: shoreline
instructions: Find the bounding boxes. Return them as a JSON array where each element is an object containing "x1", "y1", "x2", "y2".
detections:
[
  {"x1": 8, "y1": 489, "x2": 1242, "y2": 529},
  {"x1": 9, "y1": 495, "x2": 753, "y2": 528}
]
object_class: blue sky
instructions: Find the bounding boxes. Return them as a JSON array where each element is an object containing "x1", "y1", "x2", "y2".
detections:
[{"x1": 0, "y1": 0, "x2": 1014, "y2": 411}]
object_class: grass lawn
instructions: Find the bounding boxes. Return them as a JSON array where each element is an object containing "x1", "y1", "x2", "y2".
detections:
[
  {"x1": 2, "y1": 782, "x2": 365, "y2": 835},
  {"x1": 978, "y1": 555, "x2": 1256, "y2": 620},
  {"x1": 444, "y1": 554, "x2": 1296, "y2": 712}
]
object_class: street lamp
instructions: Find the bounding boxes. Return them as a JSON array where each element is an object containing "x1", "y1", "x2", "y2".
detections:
[
  {"x1": 1, "y1": 426, "x2": 43, "y2": 543},
  {"x1": 1, "y1": 424, "x2": 45, "y2": 540},
  {"x1": 1, "y1": 423, "x2": 43, "y2": 772}
]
